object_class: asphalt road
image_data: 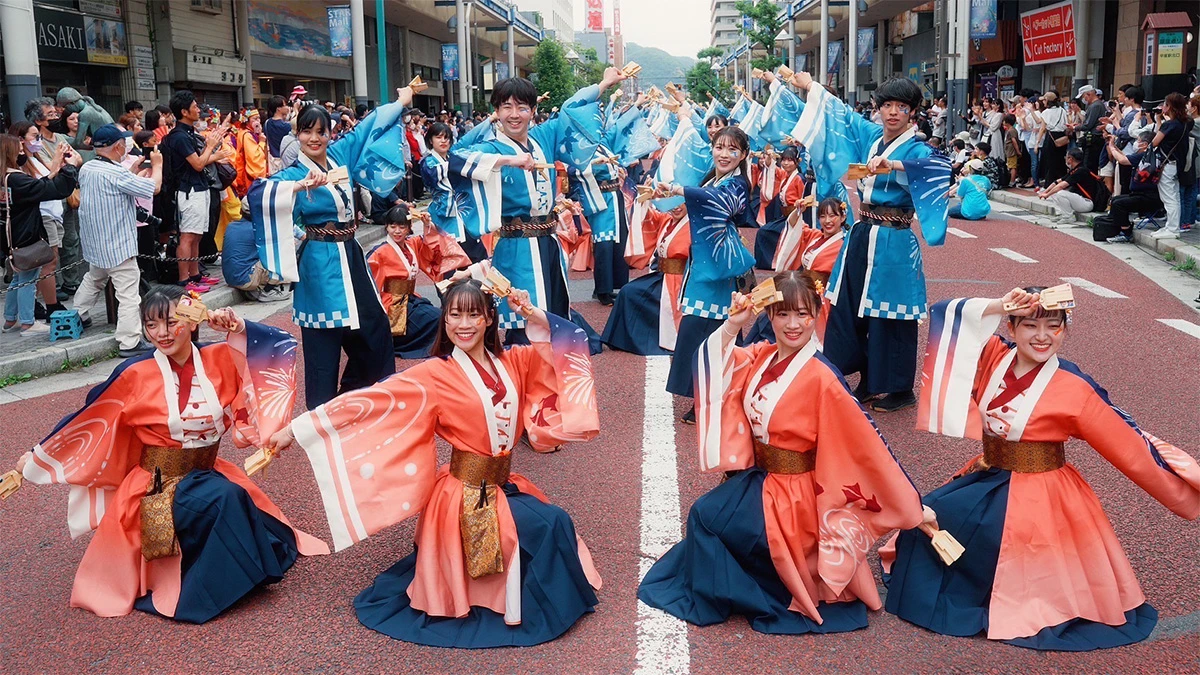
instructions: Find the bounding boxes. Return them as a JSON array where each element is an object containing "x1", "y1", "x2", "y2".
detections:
[{"x1": 1, "y1": 207, "x2": 1198, "y2": 674}]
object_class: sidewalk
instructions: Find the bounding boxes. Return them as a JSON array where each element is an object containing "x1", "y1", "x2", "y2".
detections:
[
  {"x1": 0, "y1": 224, "x2": 388, "y2": 382},
  {"x1": 990, "y1": 187, "x2": 1200, "y2": 275}
]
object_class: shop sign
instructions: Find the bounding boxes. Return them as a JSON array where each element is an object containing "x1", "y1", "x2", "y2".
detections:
[
  {"x1": 1156, "y1": 31, "x2": 1184, "y2": 75},
  {"x1": 442, "y1": 43, "x2": 459, "y2": 81},
  {"x1": 1144, "y1": 34, "x2": 1155, "y2": 76},
  {"x1": 585, "y1": 0, "x2": 603, "y2": 32},
  {"x1": 980, "y1": 74, "x2": 998, "y2": 99},
  {"x1": 1020, "y1": 1, "x2": 1075, "y2": 66},
  {"x1": 186, "y1": 52, "x2": 247, "y2": 86},
  {"x1": 84, "y1": 15, "x2": 127, "y2": 65},
  {"x1": 136, "y1": 78, "x2": 155, "y2": 91},
  {"x1": 327, "y1": 5, "x2": 352, "y2": 58},
  {"x1": 969, "y1": 0, "x2": 996, "y2": 40},
  {"x1": 79, "y1": 0, "x2": 120, "y2": 18},
  {"x1": 35, "y1": 6, "x2": 88, "y2": 63},
  {"x1": 996, "y1": 65, "x2": 1016, "y2": 78}
]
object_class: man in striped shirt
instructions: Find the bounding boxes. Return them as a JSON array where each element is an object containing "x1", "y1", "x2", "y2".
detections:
[{"x1": 72, "y1": 124, "x2": 163, "y2": 357}]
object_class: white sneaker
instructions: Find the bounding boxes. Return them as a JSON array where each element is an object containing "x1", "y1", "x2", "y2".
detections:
[
  {"x1": 1151, "y1": 229, "x2": 1180, "y2": 239},
  {"x1": 20, "y1": 322, "x2": 50, "y2": 336}
]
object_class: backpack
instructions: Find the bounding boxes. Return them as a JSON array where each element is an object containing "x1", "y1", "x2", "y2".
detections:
[{"x1": 1086, "y1": 172, "x2": 1111, "y2": 211}]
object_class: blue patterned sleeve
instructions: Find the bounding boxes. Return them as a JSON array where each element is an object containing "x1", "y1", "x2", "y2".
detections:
[
  {"x1": 327, "y1": 101, "x2": 409, "y2": 197},
  {"x1": 682, "y1": 177, "x2": 754, "y2": 282}
]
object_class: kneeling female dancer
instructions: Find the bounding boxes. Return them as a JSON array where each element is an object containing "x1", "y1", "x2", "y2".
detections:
[
  {"x1": 270, "y1": 281, "x2": 602, "y2": 648},
  {"x1": 10, "y1": 286, "x2": 327, "y2": 623},
  {"x1": 639, "y1": 271, "x2": 928, "y2": 634},
  {"x1": 883, "y1": 288, "x2": 1199, "y2": 650}
]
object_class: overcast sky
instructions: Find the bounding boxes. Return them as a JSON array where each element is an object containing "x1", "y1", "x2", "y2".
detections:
[{"x1": 572, "y1": 0, "x2": 712, "y2": 60}]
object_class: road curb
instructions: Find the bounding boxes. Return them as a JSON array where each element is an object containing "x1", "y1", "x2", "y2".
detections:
[
  {"x1": 989, "y1": 189, "x2": 1199, "y2": 277},
  {"x1": 0, "y1": 225, "x2": 388, "y2": 382}
]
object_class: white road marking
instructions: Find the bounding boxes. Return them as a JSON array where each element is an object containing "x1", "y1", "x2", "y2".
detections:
[
  {"x1": 989, "y1": 247, "x2": 1038, "y2": 263},
  {"x1": 947, "y1": 227, "x2": 977, "y2": 239},
  {"x1": 635, "y1": 356, "x2": 689, "y2": 675},
  {"x1": 1158, "y1": 319, "x2": 1200, "y2": 340},
  {"x1": 1060, "y1": 276, "x2": 1128, "y2": 299}
]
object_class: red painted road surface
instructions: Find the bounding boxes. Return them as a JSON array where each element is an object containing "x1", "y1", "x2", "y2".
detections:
[{"x1": 1, "y1": 211, "x2": 1198, "y2": 674}]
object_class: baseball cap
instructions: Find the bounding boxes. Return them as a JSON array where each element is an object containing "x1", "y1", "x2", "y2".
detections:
[
  {"x1": 954, "y1": 131, "x2": 970, "y2": 142},
  {"x1": 966, "y1": 158, "x2": 984, "y2": 172},
  {"x1": 91, "y1": 123, "x2": 133, "y2": 148},
  {"x1": 1076, "y1": 85, "x2": 1096, "y2": 97},
  {"x1": 1042, "y1": 91, "x2": 1058, "y2": 103}
]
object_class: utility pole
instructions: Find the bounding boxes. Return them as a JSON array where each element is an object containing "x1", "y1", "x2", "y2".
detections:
[
  {"x1": 847, "y1": 0, "x2": 858, "y2": 105},
  {"x1": 819, "y1": 0, "x2": 829, "y2": 87}
]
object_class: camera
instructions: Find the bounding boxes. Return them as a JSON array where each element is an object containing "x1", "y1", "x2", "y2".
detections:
[{"x1": 136, "y1": 207, "x2": 162, "y2": 228}]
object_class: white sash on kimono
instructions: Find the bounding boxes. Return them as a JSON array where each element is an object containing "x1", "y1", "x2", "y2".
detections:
[{"x1": 977, "y1": 352, "x2": 1059, "y2": 441}]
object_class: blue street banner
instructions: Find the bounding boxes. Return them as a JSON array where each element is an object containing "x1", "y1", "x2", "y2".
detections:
[
  {"x1": 796, "y1": 53, "x2": 808, "y2": 74},
  {"x1": 828, "y1": 40, "x2": 843, "y2": 75},
  {"x1": 327, "y1": 5, "x2": 352, "y2": 57},
  {"x1": 496, "y1": 61, "x2": 509, "y2": 81},
  {"x1": 442, "y1": 43, "x2": 459, "y2": 81},
  {"x1": 742, "y1": 15, "x2": 752, "y2": 31},
  {"x1": 969, "y1": 0, "x2": 997, "y2": 40},
  {"x1": 857, "y1": 28, "x2": 875, "y2": 67}
]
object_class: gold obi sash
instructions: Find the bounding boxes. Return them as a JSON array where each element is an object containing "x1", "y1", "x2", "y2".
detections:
[
  {"x1": 753, "y1": 439, "x2": 817, "y2": 475},
  {"x1": 659, "y1": 257, "x2": 687, "y2": 276},
  {"x1": 981, "y1": 436, "x2": 1066, "y2": 473},
  {"x1": 139, "y1": 444, "x2": 219, "y2": 560},
  {"x1": 384, "y1": 278, "x2": 417, "y2": 335},
  {"x1": 450, "y1": 449, "x2": 512, "y2": 579}
]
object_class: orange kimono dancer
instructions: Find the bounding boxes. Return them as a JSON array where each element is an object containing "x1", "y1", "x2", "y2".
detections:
[
  {"x1": 292, "y1": 313, "x2": 603, "y2": 648},
  {"x1": 883, "y1": 298, "x2": 1200, "y2": 650},
  {"x1": 600, "y1": 204, "x2": 691, "y2": 355},
  {"x1": 366, "y1": 229, "x2": 469, "y2": 359},
  {"x1": 638, "y1": 333, "x2": 924, "y2": 634},
  {"x1": 18, "y1": 324, "x2": 328, "y2": 623}
]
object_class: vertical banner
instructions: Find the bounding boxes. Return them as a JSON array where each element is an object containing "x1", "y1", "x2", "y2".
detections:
[
  {"x1": 856, "y1": 27, "x2": 875, "y2": 66},
  {"x1": 795, "y1": 53, "x2": 808, "y2": 74},
  {"x1": 828, "y1": 40, "x2": 843, "y2": 74},
  {"x1": 979, "y1": 74, "x2": 998, "y2": 99},
  {"x1": 442, "y1": 43, "x2": 459, "y2": 81},
  {"x1": 327, "y1": 5, "x2": 352, "y2": 57},
  {"x1": 969, "y1": 0, "x2": 997, "y2": 40},
  {"x1": 496, "y1": 61, "x2": 509, "y2": 81},
  {"x1": 586, "y1": 0, "x2": 604, "y2": 32}
]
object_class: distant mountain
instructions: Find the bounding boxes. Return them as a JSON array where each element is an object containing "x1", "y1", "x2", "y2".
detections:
[{"x1": 623, "y1": 42, "x2": 697, "y2": 90}]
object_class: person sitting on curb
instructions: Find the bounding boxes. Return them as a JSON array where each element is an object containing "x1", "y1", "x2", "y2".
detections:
[
  {"x1": 1036, "y1": 149, "x2": 1101, "y2": 224},
  {"x1": 220, "y1": 206, "x2": 293, "y2": 303},
  {"x1": 967, "y1": 142, "x2": 1004, "y2": 189},
  {"x1": 1103, "y1": 131, "x2": 1161, "y2": 243},
  {"x1": 948, "y1": 164, "x2": 992, "y2": 221}
]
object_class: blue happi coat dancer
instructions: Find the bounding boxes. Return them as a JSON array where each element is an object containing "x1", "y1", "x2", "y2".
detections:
[
  {"x1": 651, "y1": 117, "x2": 755, "y2": 422},
  {"x1": 789, "y1": 72, "x2": 951, "y2": 412},
  {"x1": 247, "y1": 87, "x2": 417, "y2": 409},
  {"x1": 448, "y1": 70, "x2": 628, "y2": 343},
  {"x1": 565, "y1": 101, "x2": 658, "y2": 305},
  {"x1": 420, "y1": 121, "x2": 488, "y2": 262}
]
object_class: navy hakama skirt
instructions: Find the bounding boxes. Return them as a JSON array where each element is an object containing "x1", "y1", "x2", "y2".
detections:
[
  {"x1": 884, "y1": 469, "x2": 1158, "y2": 651},
  {"x1": 354, "y1": 484, "x2": 599, "y2": 648},
  {"x1": 638, "y1": 469, "x2": 868, "y2": 634},
  {"x1": 753, "y1": 216, "x2": 787, "y2": 270},
  {"x1": 601, "y1": 272, "x2": 672, "y2": 356},
  {"x1": 393, "y1": 295, "x2": 440, "y2": 360},
  {"x1": 666, "y1": 315, "x2": 725, "y2": 398},
  {"x1": 134, "y1": 470, "x2": 300, "y2": 624}
]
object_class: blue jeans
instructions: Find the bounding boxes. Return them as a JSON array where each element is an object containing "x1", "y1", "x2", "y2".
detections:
[
  {"x1": 1029, "y1": 148, "x2": 1040, "y2": 187},
  {"x1": 1181, "y1": 178, "x2": 1198, "y2": 226},
  {"x1": 4, "y1": 268, "x2": 39, "y2": 325}
]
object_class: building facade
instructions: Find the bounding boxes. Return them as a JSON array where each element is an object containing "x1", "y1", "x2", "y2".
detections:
[
  {"x1": 518, "y1": 0, "x2": 574, "y2": 43},
  {"x1": 711, "y1": 0, "x2": 741, "y2": 50},
  {"x1": 2, "y1": 0, "x2": 543, "y2": 124}
]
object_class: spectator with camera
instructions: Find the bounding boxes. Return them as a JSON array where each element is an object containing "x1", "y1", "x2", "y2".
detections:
[
  {"x1": 2, "y1": 132, "x2": 79, "y2": 336},
  {"x1": 163, "y1": 90, "x2": 230, "y2": 291},
  {"x1": 25, "y1": 97, "x2": 86, "y2": 302},
  {"x1": 72, "y1": 124, "x2": 161, "y2": 357},
  {"x1": 1102, "y1": 130, "x2": 1162, "y2": 243}
]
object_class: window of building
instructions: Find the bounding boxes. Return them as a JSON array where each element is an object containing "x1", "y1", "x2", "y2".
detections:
[
  {"x1": 191, "y1": 0, "x2": 222, "y2": 13},
  {"x1": 412, "y1": 64, "x2": 443, "y2": 83}
]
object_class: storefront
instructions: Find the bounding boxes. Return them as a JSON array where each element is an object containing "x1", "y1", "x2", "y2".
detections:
[
  {"x1": 247, "y1": 0, "x2": 350, "y2": 108},
  {"x1": 968, "y1": 19, "x2": 1020, "y2": 100},
  {"x1": 32, "y1": 0, "x2": 130, "y2": 114},
  {"x1": 175, "y1": 50, "x2": 247, "y2": 112}
]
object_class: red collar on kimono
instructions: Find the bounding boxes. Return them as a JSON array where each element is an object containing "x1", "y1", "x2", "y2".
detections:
[
  {"x1": 166, "y1": 350, "x2": 197, "y2": 411},
  {"x1": 468, "y1": 352, "x2": 507, "y2": 405},
  {"x1": 754, "y1": 349, "x2": 801, "y2": 396},
  {"x1": 988, "y1": 360, "x2": 1046, "y2": 411}
]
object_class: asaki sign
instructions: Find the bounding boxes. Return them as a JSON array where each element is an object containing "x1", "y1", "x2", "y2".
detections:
[{"x1": 1020, "y1": 1, "x2": 1075, "y2": 66}]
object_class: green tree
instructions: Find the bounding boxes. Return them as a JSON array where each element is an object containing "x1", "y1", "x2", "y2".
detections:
[
  {"x1": 735, "y1": 0, "x2": 785, "y2": 71},
  {"x1": 696, "y1": 46, "x2": 725, "y2": 65},
  {"x1": 530, "y1": 40, "x2": 576, "y2": 110},
  {"x1": 684, "y1": 61, "x2": 733, "y2": 106},
  {"x1": 573, "y1": 46, "x2": 605, "y2": 92}
]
